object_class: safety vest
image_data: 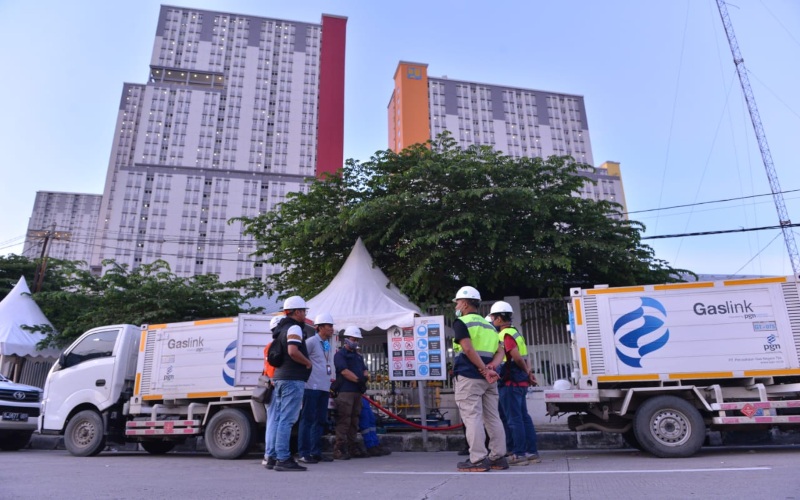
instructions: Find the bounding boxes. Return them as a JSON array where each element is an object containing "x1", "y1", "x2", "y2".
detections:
[
  {"x1": 453, "y1": 313, "x2": 500, "y2": 359},
  {"x1": 498, "y1": 325, "x2": 529, "y2": 384},
  {"x1": 498, "y1": 326, "x2": 527, "y2": 357}
]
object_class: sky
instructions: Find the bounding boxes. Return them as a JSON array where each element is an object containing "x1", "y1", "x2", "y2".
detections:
[{"x1": 0, "y1": 0, "x2": 799, "y2": 278}]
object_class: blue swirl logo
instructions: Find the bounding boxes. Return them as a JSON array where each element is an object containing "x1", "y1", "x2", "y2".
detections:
[
  {"x1": 222, "y1": 341, "x2": 236, "y2": 386},
  {"x1": 613, "y1": 297, "x2": 669, "y2": 368}
]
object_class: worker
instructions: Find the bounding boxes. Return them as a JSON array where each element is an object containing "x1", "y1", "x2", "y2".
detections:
[
  {"x1": 451, "y1": 285, "x2": 508, "y2": 472},
  {"x1": 297, "y1": 313, "x2": 336, "y2": 464},
  {"x1": 332, "y1": 326, "x2": 369, "y2": 460},
  {"x1": 489, "y1": 300, "x2": 540, "y2": 465}
]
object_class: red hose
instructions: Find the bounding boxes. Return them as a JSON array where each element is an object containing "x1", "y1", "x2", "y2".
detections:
[{"x1": 363, "y1": 395, "x2": 464, "y2": 431}]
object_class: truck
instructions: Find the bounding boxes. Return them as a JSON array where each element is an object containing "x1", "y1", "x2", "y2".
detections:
[
  {"x1": 39, "y1": 315, "x2": 271, "y2": 458},
  {"x1": 544, "y1": 275, "x2": 800, "y2": 458}
]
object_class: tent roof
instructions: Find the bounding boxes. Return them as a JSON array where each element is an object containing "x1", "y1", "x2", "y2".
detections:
[
  {"x1": 306, "y1": 238, "x2": 421, "y2": 331},
  {"x1": 0, "y1": 277, "x2": 60, "y2": 359}
]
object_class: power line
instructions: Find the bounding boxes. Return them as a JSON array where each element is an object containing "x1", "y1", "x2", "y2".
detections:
[
  {"x1": 626, "y1": 188, "x2": 800, "y2": 215},
  {"x1": 643, "y1": 222, "x2": 800, "y2": 240}
]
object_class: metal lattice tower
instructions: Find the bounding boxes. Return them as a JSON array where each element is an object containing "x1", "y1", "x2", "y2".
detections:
[{"x1": 716, "y1": 0, "x2": 800, "y2": 278}]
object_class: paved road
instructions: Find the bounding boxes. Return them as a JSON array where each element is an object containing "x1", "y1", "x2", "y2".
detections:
[{"x1": 2, "y1": 446, "x2": 799, "y2": 499}]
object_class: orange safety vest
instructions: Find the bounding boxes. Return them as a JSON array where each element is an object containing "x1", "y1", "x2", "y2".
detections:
[{"x1": 263, "y1": 342, "x2": 276, "y2": 378}]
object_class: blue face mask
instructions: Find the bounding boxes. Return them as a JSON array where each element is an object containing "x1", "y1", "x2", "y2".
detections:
[{"x1": 345, "y1": 338, "x2": 359, "y2": 350}]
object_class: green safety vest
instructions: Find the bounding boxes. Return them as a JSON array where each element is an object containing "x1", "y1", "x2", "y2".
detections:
[
  {"x1": 453, "y1": 313, "x2": 500, "y2": 360},
  {"x1": 498, "y1": 326, "x2": 527, "y2": 357}
]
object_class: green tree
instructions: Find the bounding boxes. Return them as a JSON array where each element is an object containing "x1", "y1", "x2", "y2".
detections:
[
  {"x1": 237, "y1": 135, "x2": 688, "y2": 306},
  {"x1": 0, "y1": 254, "x2": 78, "y2": 299},
  {"x1": 28, "y1": 260, "x2": 266, "y2": 348}
]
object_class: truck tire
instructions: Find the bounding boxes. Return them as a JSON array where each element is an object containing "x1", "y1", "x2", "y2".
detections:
[
  {"x1": 633, "y1": 395, "x2": 705, "y2": 458},
  {"x1": 204, "y1": 408, "x2": 254, "y2": 460},
  {"x1": 0, "y1": 431, "x2": 33, "y2": 451},
  {"x1": 64, "y1": 410, "x2": 106, "y2": 457},
  {"x1": 141, "y1": 441, "x2": 176, "y2": 455}
]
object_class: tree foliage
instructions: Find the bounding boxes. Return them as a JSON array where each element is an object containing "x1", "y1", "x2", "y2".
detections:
[
  {"x1": 237, "y1": 135, "x2": 689, "y2": 306},
  {"x1": 0, "y1": 255, "x2": 78, "y2": 299},
  {"x1": 23, "y1": 260, "x2": 265, "y2": 348}
]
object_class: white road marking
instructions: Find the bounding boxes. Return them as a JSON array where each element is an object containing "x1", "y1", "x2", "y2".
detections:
[{"x1": 366, "y1": 467, "x2": 770, "y2": 475}]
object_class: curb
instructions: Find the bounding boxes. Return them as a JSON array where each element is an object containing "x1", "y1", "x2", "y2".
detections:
[{"x1": 27, "y1": 428, "x2": 800, "y2": 453}]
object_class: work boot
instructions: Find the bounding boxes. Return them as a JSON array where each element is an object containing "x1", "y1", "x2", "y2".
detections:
[
  {"x1": 377, "y1": 445, "x2": 392, "y2": 456},
  {"x1": 311, "y1": 454, "x2": 333, "y2": 462},
  {"x1": 274, "y1": 458, "x2": 307, "y2": 472},
  {"x1": 333, "y1": 448, "x2": 350, "y2": 460},
  {"x1": 525, "y1": 452, "x2": 541, "y2": 463},
  {"x1": 366, "y1": 446, "x2": 382, "y2": 457},
  {"x1": 489, "y1": 456, "x2": 509, "y2": 470},
  {"x1": 262, "y1": 456, "x2": 277, "y2": 469},
  {"x1": 349, "y1": 445, "x2": 367, "y2": 458},
  {"x1": 507, "y1": 454, "x2": 529, "y2": 466},
  {"x1": 456, "y1": 457, "x2": 490, "y2": 472}
]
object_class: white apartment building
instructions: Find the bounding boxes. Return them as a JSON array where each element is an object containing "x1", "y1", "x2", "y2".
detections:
[
  {"x1": 388, "y1": 62, "x2": 627, "y2": 216},
  {"x1": 23, "y1": 191, "x2": 102, "y2": 263},
  {"x1": 91, "y1": 6, "x2": 346, "y2": 280}
]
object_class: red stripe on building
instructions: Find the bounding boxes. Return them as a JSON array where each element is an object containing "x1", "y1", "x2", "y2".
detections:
[{"x1": 315, "y1": 15, "x2": 347, "y2": 179}]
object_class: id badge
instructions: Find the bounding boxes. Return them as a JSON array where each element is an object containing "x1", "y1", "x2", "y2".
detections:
[{"x1": 327, "y1": 365, "x2": 332, "y2": 375}]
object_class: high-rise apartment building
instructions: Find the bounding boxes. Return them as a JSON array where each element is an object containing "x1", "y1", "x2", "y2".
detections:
[
  {"x1": 91, "y1": 7, "x2": 346, "y2": 280},
  {"x1": 23, "y1": 192, "x2": 102, "y2": 263},
  {"x1": 388, "y1": 61, "x2": 627, "y2": 214}
]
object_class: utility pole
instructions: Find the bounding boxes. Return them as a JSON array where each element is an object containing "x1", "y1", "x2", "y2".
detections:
[
  {"x1": 29, "y1": 225, "x2": 70, "y2": 293},
  {"x1": 716, "y1": 0, "x2": 800, "y2": 278}
]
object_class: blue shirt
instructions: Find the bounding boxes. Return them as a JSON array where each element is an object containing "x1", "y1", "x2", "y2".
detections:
[{"x1": 333, "y1": 347, "x2": 366, "y2": 393}]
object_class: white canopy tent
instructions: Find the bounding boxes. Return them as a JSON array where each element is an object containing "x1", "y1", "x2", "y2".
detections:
[
  {"x1": 0, "y1": 277, "x2": 60, "y2": 384},
  {"x1": 306, "y1": 238, "x2": 422, "y2": 331}
]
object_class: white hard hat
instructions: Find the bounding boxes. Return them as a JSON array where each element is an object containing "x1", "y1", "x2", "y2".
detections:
[
  {"x1": 283, "y1": 295, "x2": 307, "y2": 310},
  {"x1": 553, "y1": 379, "x2": 572, "y2": 391},
  {"x1": 269, "y1": 315, "x2": 283, "y2": 330},
  {"x1": 453, "y1": 286, "x2": 481, "y2": 302},
  {"x1": 343, "y1": 326, "x2": 363, "y2": 339},
  {"x1": 490, "y1": 301, "x2": 513, "y2": 315},
  {"x1": 484, "y1": 315, "x2": 494, "y2": 323},
  {"x1": 314, "y1": 313, "x2": 334, "y2": 326}
]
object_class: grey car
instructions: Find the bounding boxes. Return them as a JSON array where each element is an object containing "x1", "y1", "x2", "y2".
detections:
[{"x1": 0, "y1": 373, "x2": 42, "y2": 450}]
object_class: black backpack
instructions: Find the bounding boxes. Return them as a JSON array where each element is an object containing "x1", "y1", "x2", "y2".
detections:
[{"x1": 267, "y1": 332, "x2": 286, "y2": 368}]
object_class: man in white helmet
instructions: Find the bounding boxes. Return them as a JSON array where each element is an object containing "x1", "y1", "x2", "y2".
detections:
[
  {"x1": 489, "y1": 301, "x2": 540, "y2": 466},
  {"x1": 451, "y1": 286, "x2": 508, "y2": 472},
  {"x1": 332, "y1": 326, "x2": 369, "y2": 460},
  {"x1": 297, "y1": 313, "x2": 336, "y2": 464},
  {"x1": 268, "y1": 296, "x2": 313, "y2": 472}
]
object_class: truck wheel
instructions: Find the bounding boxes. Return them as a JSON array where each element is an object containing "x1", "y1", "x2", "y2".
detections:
[
  {"x1": 0, "y1": 431, "x2": 33, "y2": 451},
  {"x1": 204, "y1": 408, "x2": 254, "y2": 459},
  {"x1": 141, "y1": 441, "x2": 176, "y2": 455},
  {"x1": 633, "y1": 395, "x2": 705, "y2": 458},
  {"x1": 64, "y1": 410, "x2": 106, "y2": 457}
]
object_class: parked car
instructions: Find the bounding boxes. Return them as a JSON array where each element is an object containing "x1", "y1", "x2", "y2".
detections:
[{"x1": 0, "y1": 373, "x2": 42, "y2": 450}]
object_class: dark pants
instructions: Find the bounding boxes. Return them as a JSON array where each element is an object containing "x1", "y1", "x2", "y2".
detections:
[
  {"x1": 499, "y1": 385, "x2": 538, "y2": 455},
  {"x1": 298, "y1": 389, "x2": 330, "y2": 457},
  {"x1": 334, "y1": 392, "x2": 362, "y2": 451}
]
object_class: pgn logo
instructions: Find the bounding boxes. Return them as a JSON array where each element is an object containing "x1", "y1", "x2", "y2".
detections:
[
  {"x1": 222, "y1": 341, "x2": 237, "y2": 386},
  {"x1": 163, "y1": 365, "x2": 174, "y2": 382},
  {"x1": 613, "y1": 297, "x2": 670, "y2": 368},
  {"x1": 764, "y1": 334, "x2": 781, "y2": 352}
]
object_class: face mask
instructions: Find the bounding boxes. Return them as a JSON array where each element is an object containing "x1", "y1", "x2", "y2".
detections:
[
  {"x1": 455, "y1": 309, "x2": 462, "y2": 318},
  {"x1": 345, "y1": 338, "x2": 359, "y2": 350}
]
